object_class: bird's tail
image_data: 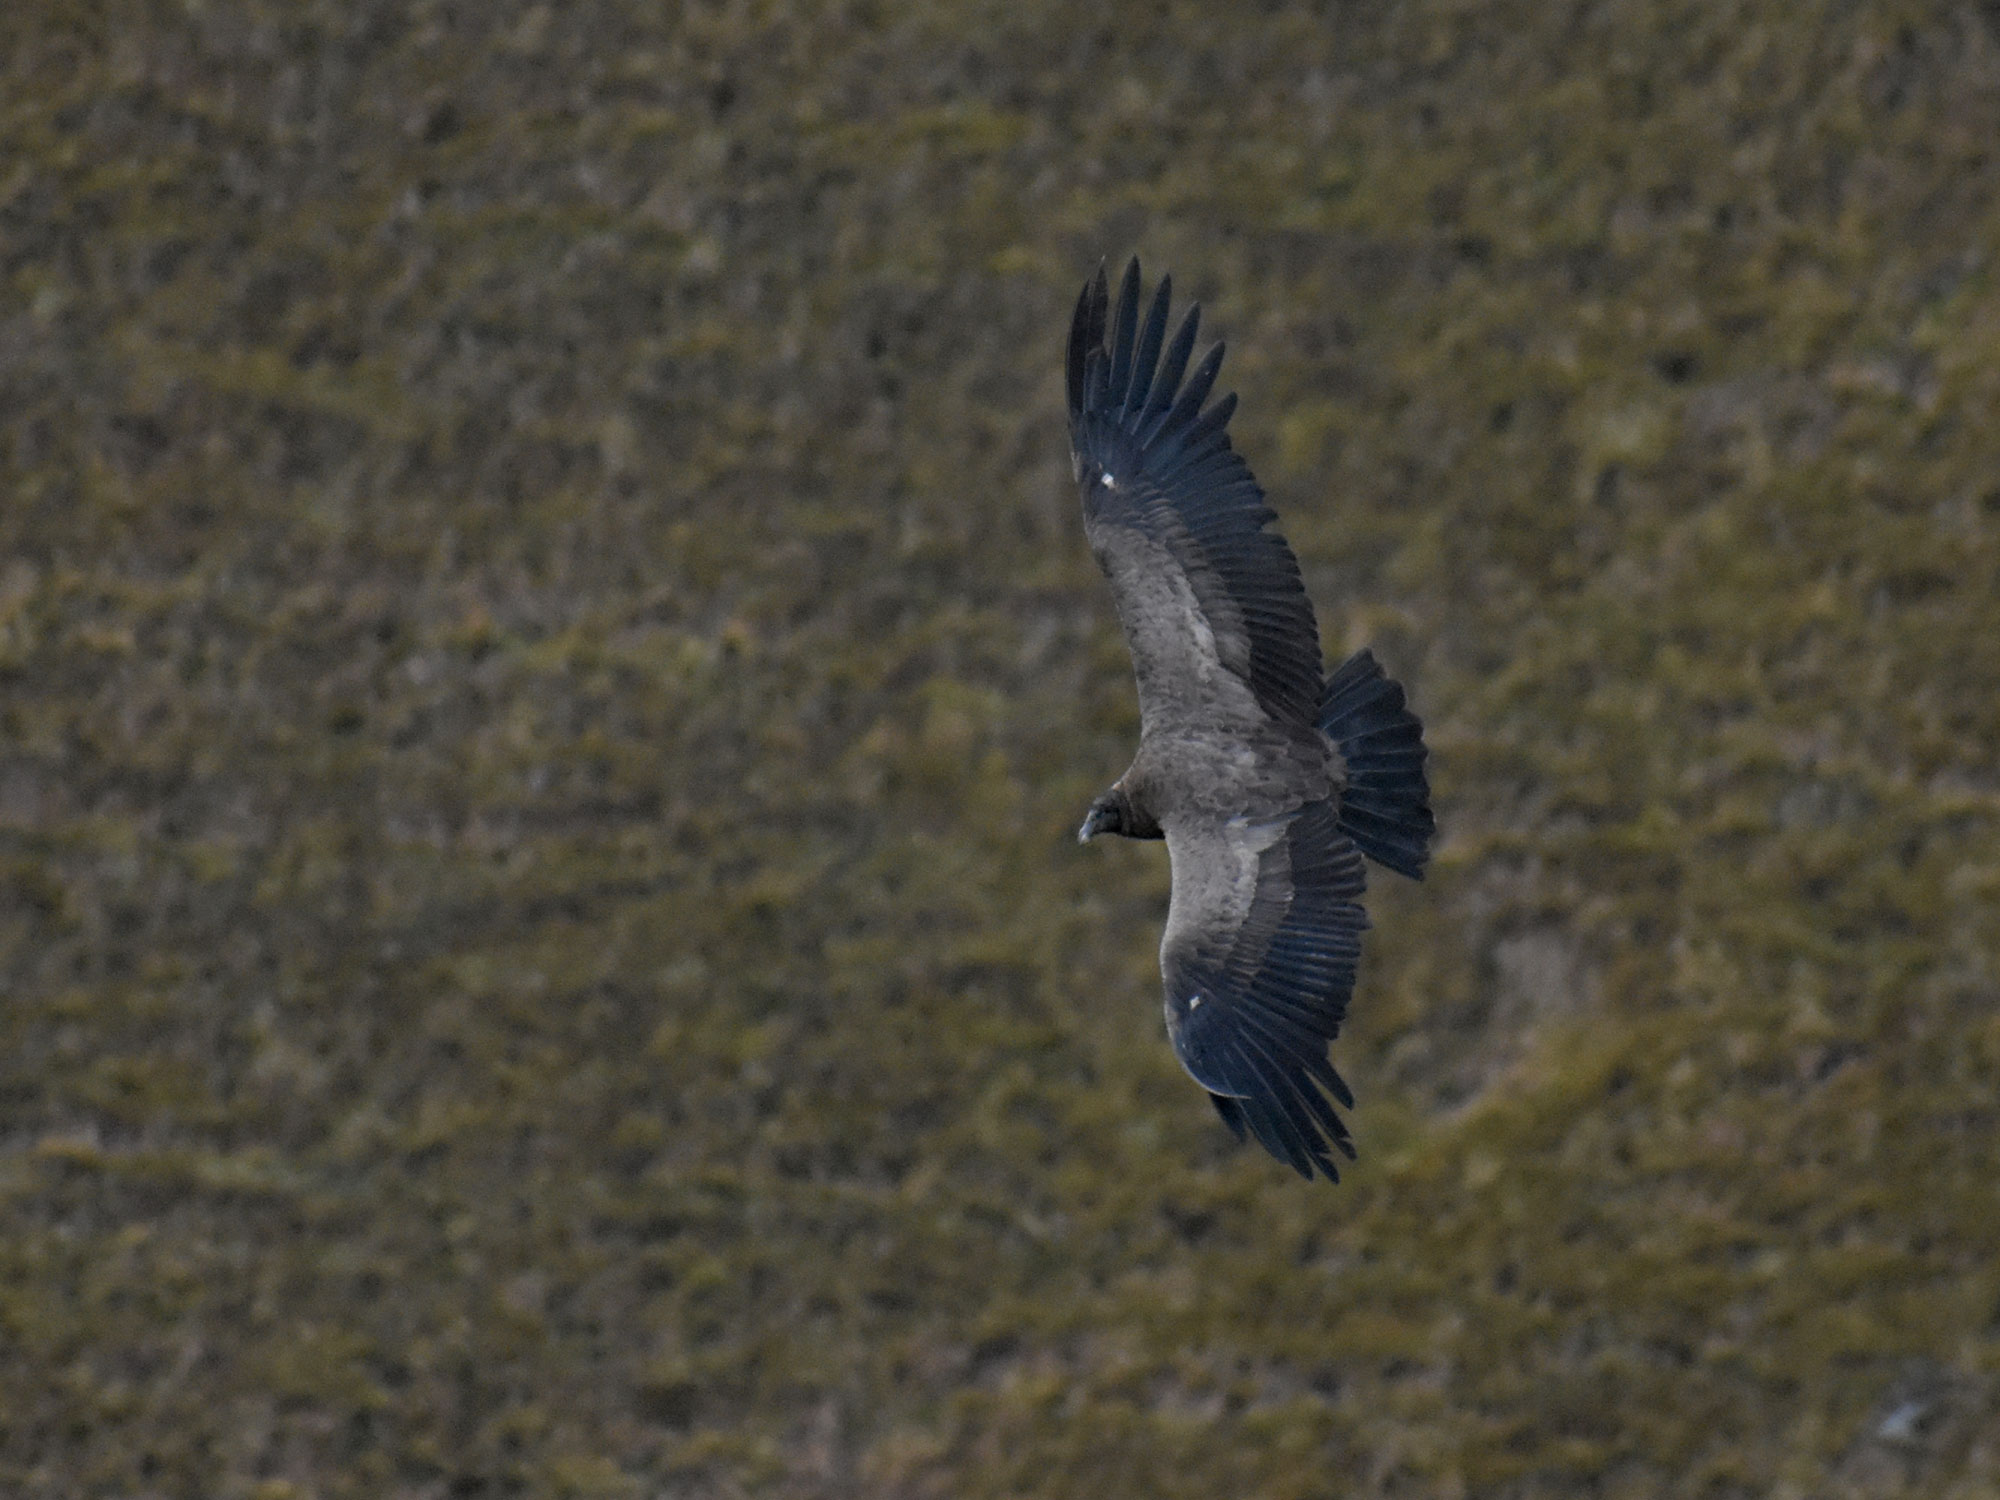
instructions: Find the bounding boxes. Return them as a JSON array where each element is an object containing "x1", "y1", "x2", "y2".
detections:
[{"x1": 1317, "y1": 649, "x2": 1434, "y2": 880}]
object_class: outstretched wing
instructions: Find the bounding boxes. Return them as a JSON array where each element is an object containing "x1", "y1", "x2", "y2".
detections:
[
  {"x1": 1161, "y1": 800, "x2": 1369, "y2": 1180},
  {"x1": 1068, "y1": 259, "x2": 1324, "y2": 733}
]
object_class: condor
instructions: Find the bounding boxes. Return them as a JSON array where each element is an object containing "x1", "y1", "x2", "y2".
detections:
[{"x1": 1069, "y1": 260, "x2": 1435, "y2": 1181}]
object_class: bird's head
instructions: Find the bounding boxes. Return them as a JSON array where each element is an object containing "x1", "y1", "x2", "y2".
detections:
[
  {"x1": 1077, "y1": 790, "x2": 1125, "y2": 844},
  {"x1": 1078, "y1": 786, "x2": 1160, "y2": 843}
]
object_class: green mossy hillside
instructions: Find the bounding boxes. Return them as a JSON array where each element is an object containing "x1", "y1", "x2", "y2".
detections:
[{"x1": 4, "y1": 1, "x2": 1999, "y2": 1495}]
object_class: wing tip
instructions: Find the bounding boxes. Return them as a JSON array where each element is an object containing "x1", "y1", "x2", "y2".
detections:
[
  {"x1": 1066, "y1": 260, "x2": 1110, "y2": 425},
  {"x1": 1067, "y1": 257, "x2": 1235, "y2": 462}
]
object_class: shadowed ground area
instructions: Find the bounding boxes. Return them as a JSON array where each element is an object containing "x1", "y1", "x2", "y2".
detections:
[{"x1": 4, "y1": 1, "x2": 2000, "y2": 1495}]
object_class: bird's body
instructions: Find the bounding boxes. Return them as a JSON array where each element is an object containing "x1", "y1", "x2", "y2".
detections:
[{"x1": 1069, "y1": 260, "x2": 1434, "y2": 1181}]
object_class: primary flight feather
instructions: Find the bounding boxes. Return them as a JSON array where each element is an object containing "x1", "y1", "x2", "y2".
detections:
[{"x1": 1069, "y1": 259, "x2": 1435, "y2": 1181}]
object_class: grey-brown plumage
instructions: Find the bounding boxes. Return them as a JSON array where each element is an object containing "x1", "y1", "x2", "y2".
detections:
[{"x1": 1069, "y1": 259, "x2": 1434, "y2": 1181}]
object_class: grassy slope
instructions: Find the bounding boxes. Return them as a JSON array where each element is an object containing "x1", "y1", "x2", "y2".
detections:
[{"x1": 4, "y1": 0, "x2": 1999, "y2": 1495}]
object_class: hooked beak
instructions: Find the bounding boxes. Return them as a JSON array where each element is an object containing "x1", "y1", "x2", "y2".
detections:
[{"x1": 1077, "y1": 805, "x2": 1112, "y2": 844}]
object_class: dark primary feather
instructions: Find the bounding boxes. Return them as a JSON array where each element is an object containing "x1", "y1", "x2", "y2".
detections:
[
  {"x1": 1067, "y1": 260, "x2": 1325, "y2": 729},
  {"x1": 1120, "y1": 268, "x2": 1171, "y2": 420},
  {"x1": 1165, "y1": 802, "x2": 1368, "y2": 1181},
  {"x1": 1106, "y1": 258, "x2": 1141, "y2": 410}
]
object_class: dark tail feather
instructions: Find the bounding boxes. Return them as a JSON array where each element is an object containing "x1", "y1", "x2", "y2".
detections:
[{"x1": 1318, "y1": 649, "x2": 1434, "y2": 881}]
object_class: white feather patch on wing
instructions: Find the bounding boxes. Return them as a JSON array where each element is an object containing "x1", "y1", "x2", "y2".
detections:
[
  {"x1": 1088, "y1": 520, "x2": 1257, "y2": 736},
  {"x1": 1160, "y1": 814, "x2": 1285, "y2": 968}
]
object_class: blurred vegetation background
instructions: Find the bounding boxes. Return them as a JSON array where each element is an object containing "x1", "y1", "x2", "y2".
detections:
[{"x1": 4, "y1": 0, "x2": 2000, "y2": 1495}]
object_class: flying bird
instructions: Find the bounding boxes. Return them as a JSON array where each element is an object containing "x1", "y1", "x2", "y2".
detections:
[{"x1": 1068, "y1": 259, "x2": 1434, "y2": 1181}]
